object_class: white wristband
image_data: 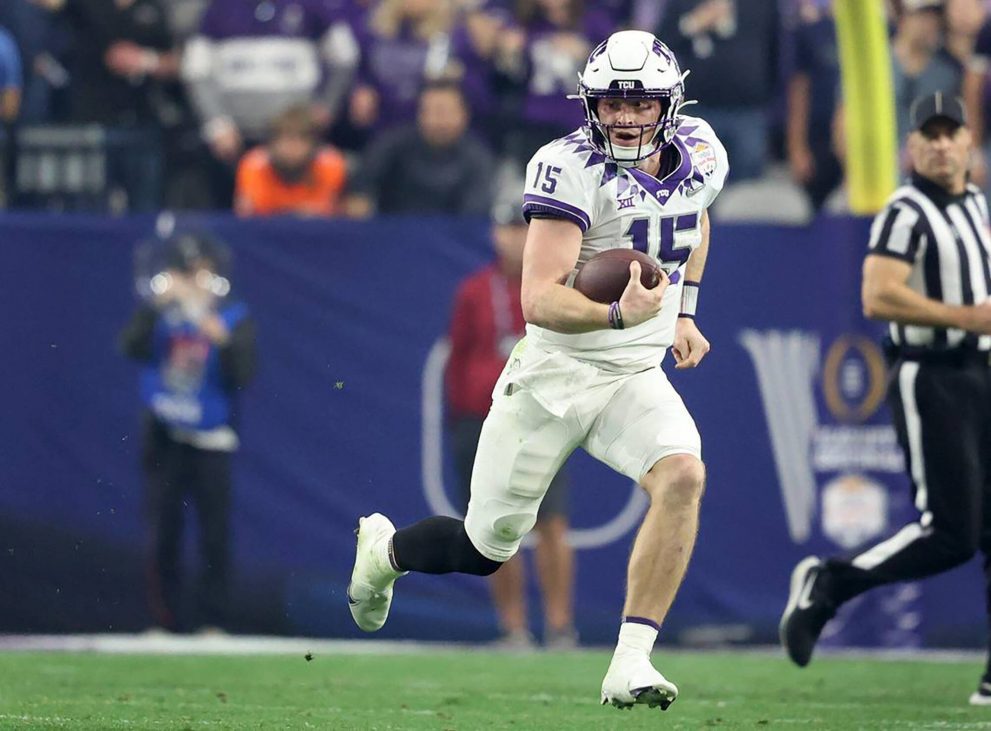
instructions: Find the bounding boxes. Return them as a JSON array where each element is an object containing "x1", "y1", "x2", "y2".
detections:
[{"x1": 680, "y1": 281, "x2": 700, "y2": 319}]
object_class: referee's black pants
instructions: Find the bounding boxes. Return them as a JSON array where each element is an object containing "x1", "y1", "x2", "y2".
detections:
[
  {"x1": 822, "y1": 356, "x2": 991, "y2": 660},
  {"x1": 142, "y1": 416, "x2": 232, "y2": 632}
]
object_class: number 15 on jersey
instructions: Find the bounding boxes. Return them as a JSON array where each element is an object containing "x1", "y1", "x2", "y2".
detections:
[{"x1": 624, "y1": 213, "x2": 699, "y2": 269}]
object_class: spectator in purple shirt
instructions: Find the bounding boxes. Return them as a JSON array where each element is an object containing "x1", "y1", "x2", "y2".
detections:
[
  {"x1": 342, "y1": 0, "x2": 456, "y2": 151},
  {"x1": 497, "y1": 0, "x2": 615, "y2": 165},
  {"x1": 444, "y1": 5, "x2": 504, "y2": 148}
]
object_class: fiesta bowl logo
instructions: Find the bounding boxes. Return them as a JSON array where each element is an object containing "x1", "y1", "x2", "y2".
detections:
[
  {"x1": 420, "y1": 339, "x2": 648, "y2": 550},
  {"x1": 740, "y1": 330, "x2": 904, "y2": 544},
  {"x1": 820, "y1": 473, "x2": 888, "y2": 549}
]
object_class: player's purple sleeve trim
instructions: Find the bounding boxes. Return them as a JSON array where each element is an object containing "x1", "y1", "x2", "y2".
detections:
[{"x1": 522, "y1": 194, "x2": 590, "y2": 233}]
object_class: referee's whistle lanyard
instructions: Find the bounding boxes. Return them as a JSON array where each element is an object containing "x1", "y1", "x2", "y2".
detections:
[{"x1": 490, "y1": 272, "x2": 521, "y2": 359}]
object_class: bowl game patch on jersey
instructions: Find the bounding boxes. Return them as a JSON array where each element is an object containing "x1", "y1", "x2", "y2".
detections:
[{"x1": 690, "y1": 142, "x2": 717, "y2": 178}]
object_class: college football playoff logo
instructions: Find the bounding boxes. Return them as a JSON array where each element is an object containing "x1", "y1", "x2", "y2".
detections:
[{"x1": 739, "y1": 329, "x2": 903, "y2": 544}]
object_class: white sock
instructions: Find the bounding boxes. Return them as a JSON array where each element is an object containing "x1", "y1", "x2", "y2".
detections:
[
  {"x1": 615, "y1": 621, "x2": 658, "y2": 657},
  {"x1": 371, "y1": 535, "x2": 404, "y2": 588}
]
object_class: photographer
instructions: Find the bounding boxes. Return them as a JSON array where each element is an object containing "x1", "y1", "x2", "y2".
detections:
[{"x1": 119, "y1": 231, "x2": 256, "y2": 633}]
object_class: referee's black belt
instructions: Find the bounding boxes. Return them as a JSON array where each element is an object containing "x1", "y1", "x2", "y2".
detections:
[{"x1": 885, "y1": 343, "x2": 991, "y2": 367}]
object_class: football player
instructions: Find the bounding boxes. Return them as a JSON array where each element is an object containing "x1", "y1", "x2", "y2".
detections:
[{"x1": 348, "y1": 29, "x2": 728, "y2": 711}]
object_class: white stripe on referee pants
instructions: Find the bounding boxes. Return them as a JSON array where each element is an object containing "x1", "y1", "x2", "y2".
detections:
[
  {"x1": 851, "y1": 515, "x2": 933, "y2": 570},
  {"x1": 851, "y1": 362, "x2": 931, "y2": 571},
  {"x1": 899, "y1": 361, "x2": 928, "y2": 512}
]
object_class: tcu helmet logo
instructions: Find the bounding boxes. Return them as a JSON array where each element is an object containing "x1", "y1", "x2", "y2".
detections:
[{"x1": 616, "y1": 80, "x2": 636, "y2": 90}]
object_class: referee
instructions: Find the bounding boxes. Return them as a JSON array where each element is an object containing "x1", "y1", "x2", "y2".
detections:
[{"x1": 780, "y1": 92, "x2": 991, "y2": 705}]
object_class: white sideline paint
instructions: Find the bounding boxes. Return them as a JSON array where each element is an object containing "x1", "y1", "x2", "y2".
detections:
[
  {"x1": 0, "y1": 635, "x2": 983, "y2": 663},
  {"x1": 0, "y1": 634, "x2": 463, "y2": 656}
]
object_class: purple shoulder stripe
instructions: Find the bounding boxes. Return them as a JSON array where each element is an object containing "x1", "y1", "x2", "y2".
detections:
[{"x1": 522, "y1": 194, "x2": 591, "y2": 232}]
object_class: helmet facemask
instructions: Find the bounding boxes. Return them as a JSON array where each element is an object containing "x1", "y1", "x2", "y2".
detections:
[{"x1": 580, "y1": 84, "x2": 689, "y2": 168}]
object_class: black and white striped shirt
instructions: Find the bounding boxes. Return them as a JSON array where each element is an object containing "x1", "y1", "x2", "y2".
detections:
[{"x1": 868, "y1": 174, "x2": 991, "y2": 352}]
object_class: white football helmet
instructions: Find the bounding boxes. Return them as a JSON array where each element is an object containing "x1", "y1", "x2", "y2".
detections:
[{"x1": 576, "y1": 30, "x2": 692, "y2": 167}]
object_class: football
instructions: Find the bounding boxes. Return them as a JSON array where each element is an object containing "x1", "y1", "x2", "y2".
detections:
[{"x1": 573, "y1": 249, "x2": 664, "y2": 304}]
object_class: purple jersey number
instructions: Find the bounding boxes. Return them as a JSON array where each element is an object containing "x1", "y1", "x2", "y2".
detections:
[{"x1": 624, "y1": 213, "x2": 699, "y2": 266}]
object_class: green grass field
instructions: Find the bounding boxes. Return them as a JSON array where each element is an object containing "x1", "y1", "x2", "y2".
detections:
[{"x1": 1, "y1": 649, "x2": 990, "y2": 730}]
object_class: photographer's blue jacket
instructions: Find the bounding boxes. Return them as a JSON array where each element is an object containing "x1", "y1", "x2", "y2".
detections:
[{"x1": 120, "y1": 302, "x2": 256, "y2": 435}]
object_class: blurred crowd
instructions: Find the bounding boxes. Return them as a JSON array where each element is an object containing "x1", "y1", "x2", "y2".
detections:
[{"x1": 0, "y1": 0, "x2": 990, "y2": 220}]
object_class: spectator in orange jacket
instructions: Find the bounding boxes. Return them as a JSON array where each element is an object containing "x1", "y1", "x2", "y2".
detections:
[{"x1": 235, "y1": 105, "x2": 347, "y2": 217}]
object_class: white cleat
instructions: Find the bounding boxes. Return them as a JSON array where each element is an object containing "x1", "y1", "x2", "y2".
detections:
[
  {"x1": 347, "y1": 513, "x2": 403, "y2": 632},
  {"x1": 600, "y1": 652, "x2": 679, "y2": 711},
  {"x1": 969, "y1": 682, "x2": 991, "y2": 706}
]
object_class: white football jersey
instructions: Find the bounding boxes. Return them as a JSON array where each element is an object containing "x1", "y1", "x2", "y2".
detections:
[{"x1": 521, "y1": 115, "x2": 729, "y2": 373}]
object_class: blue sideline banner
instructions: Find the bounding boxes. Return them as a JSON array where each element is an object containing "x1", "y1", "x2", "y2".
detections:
[{"x1": 0, "y1": 214, "x2": 983, "y2": 646}]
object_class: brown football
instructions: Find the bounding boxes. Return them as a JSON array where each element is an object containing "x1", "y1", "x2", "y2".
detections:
[{"x1": 573, "y1": 249, "x2": 663, "y2": 304}]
